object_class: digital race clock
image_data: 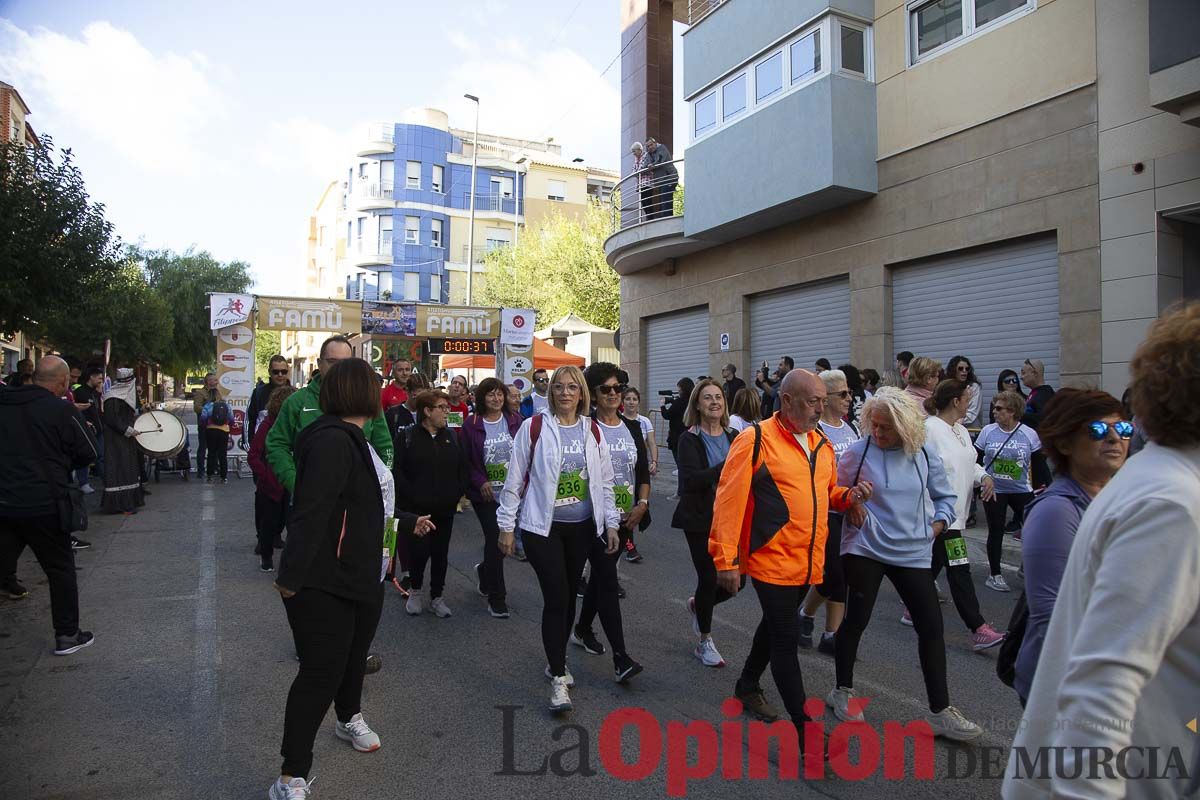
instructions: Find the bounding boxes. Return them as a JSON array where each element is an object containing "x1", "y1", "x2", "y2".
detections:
[{"x1": 427, "y1": 338, "x2": 497, "y2": 355}]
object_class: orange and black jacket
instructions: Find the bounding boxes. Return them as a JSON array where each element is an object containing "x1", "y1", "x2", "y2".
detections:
[{"x1": 708, "y1": 413, "x2": 855, "y2": 586}]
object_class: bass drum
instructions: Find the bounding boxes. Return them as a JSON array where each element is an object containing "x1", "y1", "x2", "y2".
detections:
[{"x1": 133, "y1": 410, "x2": 188, "y2": 460}]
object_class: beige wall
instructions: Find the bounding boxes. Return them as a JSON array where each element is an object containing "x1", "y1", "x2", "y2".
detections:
[
  {"x1": 875, "y1": 0, "x2": 1096, "y2": 157},
  {"x1": 524, "y1": 165, "x2": 588, "y2": 206}
]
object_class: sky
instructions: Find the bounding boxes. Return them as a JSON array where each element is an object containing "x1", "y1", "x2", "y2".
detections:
[{"x1": 0, "y1": 0, "x2": 686, "y2": 294}]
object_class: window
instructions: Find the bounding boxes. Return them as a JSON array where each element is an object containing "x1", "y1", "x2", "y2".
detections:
[
  {"x1": 406, "y1": 161, "x2": 421, "y2": 189},
  {"x1": 722, "y1": 74, "x2": 747, "y2": 120},
  {"x1": 404, "y1": 272, "x2": 420, "y2": 301},
  {"x1": 909, "y1": 0, "x2": 1031, "y2": 63},
  {"x1": 431, "y1": 219, "x2": 443, "y2": 248},
  {"x1": 547, "y1": 179, "x2": 566, "y2": 201},
  {"x1": 838, "y1": 21, "x2": 867, "y2": 75},
  {"x1": 318, "y1": 225, "x2": 325, "y2": 246},
  {"x1": 755, "y1": 52, "x2": 783, "y2": 102},
  {"x1": 356, "y1": 217, "x2": 365, "y2": 253},
  {"x1": 430, "y1": 274, "x2": 441, "y2": 301},
  {"x1": 975, "y1": 0, "x2": 1027, "y2": 26},
  {"x1": 379, "y1": 216, "x2": 393, "y2": 252},
  {"x1": 694, "y1": 92, "x2": 717, "y2": 136},
  {"x1": 358, "y1": 163, "x2": 368, "y2": 178},
  {"x1": 405, "y1": 216, "x2": 420, "y2": 244},
  {"x1": 431, "y1": 164, "x2": 444, "y2": 193},
  {"x1": 791, "y1": 30, "x2": 821, "y2": 83}
]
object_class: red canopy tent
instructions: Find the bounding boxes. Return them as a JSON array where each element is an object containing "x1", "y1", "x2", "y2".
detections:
[{"x1": 440, "y1": 337, "x2": 585, "y2": 370}]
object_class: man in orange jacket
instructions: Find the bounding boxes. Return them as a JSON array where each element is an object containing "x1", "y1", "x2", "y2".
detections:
[{"x1": 710, "y1": 370, "x2": 872, "y2": 739}]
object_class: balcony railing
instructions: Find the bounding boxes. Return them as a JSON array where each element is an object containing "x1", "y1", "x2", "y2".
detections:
[
  {"x1": 609, "y1": 158, "x2": 684, "y2": 233},
  {"x1": 460, "y1": 243, "x2": 507, "y2": 264},
  {"x1": 355, "y1": 181, "x2": 394, "y2": 200},
  {"x1": 688, "y1": 0, "x2": 726, "y2": 24},
  {"x1": 459, "y1": 191, "x2": 519, "y2": 215}
]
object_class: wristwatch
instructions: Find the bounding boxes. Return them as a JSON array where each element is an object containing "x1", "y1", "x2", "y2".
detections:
[{"x1": 636, "y1": 499, "x2": 649, "y2": 507}]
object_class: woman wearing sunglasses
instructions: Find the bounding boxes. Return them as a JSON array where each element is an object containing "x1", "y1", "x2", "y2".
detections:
[
  {"x1": 1009, "y1": 388, "x2": 1130, "y2": 705},
  {"x1": 945, "y1": 356, "x2": 982, "y2": 428},
  {"x1": 990, "y1": 370, "x2": 1026, "y2": 423}
]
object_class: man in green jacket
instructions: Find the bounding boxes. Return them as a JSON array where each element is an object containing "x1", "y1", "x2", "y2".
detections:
[{"x1": 266, "y1": 336, "x2": 393, "y2": 492}]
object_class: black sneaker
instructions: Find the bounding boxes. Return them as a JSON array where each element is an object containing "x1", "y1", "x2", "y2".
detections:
[
  {"x1": 570, "y1": 626, "x2": 606, "y2": 655},
  {"x1": 735, "y1": 682, "x2": 782, "y2": 722},
  {"x1": 818, "y1": 632, "x2": 836, "y2": 656},
  {"x1": 613, "y1": 652, "x2": 643, "y2": 684},
  {"x1": 617, "y1": 581, "x2": 627, "y2": 600},
  {"x1": 798, "y1": 612, "x2": 815, "y2": 649},
  {"x1": 260, "y1": 558, "x2": 274, "y2": 573},
  {"x1": 475, "y1": 563, "x2": 488, "y2": 597},
  {"x1": 365, "y1": 653, "x2": 383, "y2": 675},
  {"x1": 70, "y1": 537, "x2": 91, "y2": 550},
  {"x1": 3, "y1": 577, "x2": 29, "y2": 600},
  {"x1": 576, "y1": 576, "x2": 588, "y2": 598},
  {"x1": 54, "y1": 630, "x2": 95, "y2": 656},
  {"x1": 488, "y1": 599, "x2": 510, "y2": 619},
  {"x1": 624, "y1": 544, "x2": 643, "y2": 563}
]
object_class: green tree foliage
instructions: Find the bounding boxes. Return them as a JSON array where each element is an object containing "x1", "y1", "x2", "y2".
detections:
[
  {"x1": 0, "y1": 136, "x2": 124, "y2": 335},
  {"x1": 254, "y1": 330, "x2": 282, "y2": 381},
  {"x1": 477, "y1": 201, "x2": 619, "y2": 330}
]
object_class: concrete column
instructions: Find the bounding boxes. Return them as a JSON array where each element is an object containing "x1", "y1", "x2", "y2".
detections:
[
  {"x1": 850, "y1": 263, "x2": 892, "y2": 374},
  {"x1": 620, "y1": 0, "x2": 675, "y2": 177}
]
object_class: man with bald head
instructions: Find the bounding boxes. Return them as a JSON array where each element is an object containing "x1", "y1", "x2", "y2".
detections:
[
  {"x1": 0, "y1": 355, "x2": 98, "y2": 654},
  {"x1": 708, "y1": 368, "x2": 872, "y2": 766}
]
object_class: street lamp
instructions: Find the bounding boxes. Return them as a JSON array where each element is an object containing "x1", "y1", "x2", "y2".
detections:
[
  {"x1": 514, "y1": 155, "x2": 527, "y2": 248},
  {"x1": 464, "y1": 93, "x2": 480, "y2": 306}
]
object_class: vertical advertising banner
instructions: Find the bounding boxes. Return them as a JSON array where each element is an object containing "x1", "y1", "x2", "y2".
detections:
[
  {"x1": 498, "y1": 342, "x2": 536, "y2": 398},
  {"x1": 216, "y1": 322, "x2": 255, "y2": 439}
]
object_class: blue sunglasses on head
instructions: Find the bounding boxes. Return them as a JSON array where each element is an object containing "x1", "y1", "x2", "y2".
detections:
[{"x1": 1088, "y1": 421, "x2": 1134, "y2": 440}]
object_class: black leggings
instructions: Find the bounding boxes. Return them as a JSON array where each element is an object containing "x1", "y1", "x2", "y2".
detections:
[
  {"x1": 473, "y1": 501, "x2": 506, "y2": 603},
  {"x1": 522, "y1": 521, "x2": 595, "y2": 677},
  {"x1": 255, "y1": 491, "x2": 288, "y2": 562},
  {"x1": 983, "y1": 493, "x2": 1032, "y2": 576},
  {"x1": 684, "y1": 528, "x2": 739, "y2": 635},
  {"x1": 836, "y1": 554, "x2": 949, "y2": 713},
  {"x1": 929, "y1": 529, "x2": 985, "y2": 632},
  {"x1": 815, "y1": 514, "x2": 846, "y2": 602},
  {"x1": 577, "y1": 530, "x2": 629, "y2": 660},
  {"x1": 280, "y1": 585, "x2": 383, "y2": 779},
  {"x1": 738, "y1": 579, "x2": 811, "y2": 727},
  {"x1": 205, "y1": 428, "x2": 228, "y2": 479},
  {"x1": 405, "y1": 511, "x2": 455, "y2": 598}
]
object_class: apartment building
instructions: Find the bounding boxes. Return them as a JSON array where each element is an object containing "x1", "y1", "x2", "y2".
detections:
[
  {"x1": 1, "y1": 80, "x2": 45, "y2": 375},
  {"x1": 608, "y1": 0, "x2": 1200, "y2": 402}
]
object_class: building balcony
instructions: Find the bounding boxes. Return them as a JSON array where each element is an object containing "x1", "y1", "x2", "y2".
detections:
[
  {"x1": 352, "y1": 182, "x2": 394, "y2": 211},
  {"x1": 1148, "y1": 0, "x2": 1200, "y2": 126},
  {"x1": 351, "y1": 236, "x2": 393, "y2": 268},
  {"x1": 357, "y1": 123, "x2": 395, "y2": 156},
  {"x1": 603, "y1": 158, "x2": 711, "y2": 275}
]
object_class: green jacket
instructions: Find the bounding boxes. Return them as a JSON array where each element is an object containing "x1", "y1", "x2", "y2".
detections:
[{"x1": 265, "y1": 373, "x2": 394, "y2": 493}]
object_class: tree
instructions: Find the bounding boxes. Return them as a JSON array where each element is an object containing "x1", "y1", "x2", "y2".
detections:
[
  {"x1": 477, "y1": 201, "x2": 619, "y2": 330},
  {"x1": 0, "y1": 136, "x2": 124, "y2": 334},
  {"x1": 134, "y1": 247, "x2": 253, "y2": 392}
]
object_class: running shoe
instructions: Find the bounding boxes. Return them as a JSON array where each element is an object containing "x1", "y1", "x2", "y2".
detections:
[
  {"x1": 53, "y1": 630, "x2": 95, "y2": 656},
  {"x1": 826, "y1": 687, "x2": 865, "y2": 723},
  {"x1": 624, "y1": 544, "x2": 643, "y2": 563},
  {"x1": 80, "y1": 484, "x2": 95, "y2": 495},
  {"x1": 613, "y1": 652, "x2": 644, "y2": 684},
  {"x1": 544, "y1": 664, "x2": 575, "y2": 687},
  {"x1": 513, "y1": 547, "x2": 527, "y2": 562},
  {"x1": 430, "y1": 597, "x2": 453, "y2": 618},
  {"x1": 70, "y1": 537, "x2": 91, "y2": 550},
  {"x1": 405, "y1": 592, "x2": 425, "y2": 615},
  {"x1": 734, "y1": 684, "x2": 781, "y2": 722},
  {"x1": 926, "y1": 706, "x2": 983, "y2": 741},
  {"x1": 935, "y1": 581, "x2": 948, "y2": 603},
  {"x1": 818, "y1": 632, "x2": 837, "y2": 656},
  {"x1": 488, "y1": 599, "x2": 510, "y2": 619},
  {"x1": 365, "y1": 654, "x2": 382, "y2": 674},
  {"x1": 971, "y1": 623, "x2": 1005, "y2": 651},
  {"x1": 797, "y1": 612, "x2": 815, "y2": 648},
  {"x1": 985, "y1": 574, "x2": 1011, "y2": 593},
  {"x1": 474, "y1": 563, "x2": 487, "y2": 597},
  {"x1": 549, "y1": 675, "x2": 572, "y2": 712},
  {"x1": 687, "y1": 596, "x2": 700, "y2": 637},
  {"x1": 260, "y1": 558, "x2": 274, "y2": 573},
  {"x1": 335, "y1": 712, "x2": 381, "y2": 752},
  {"x1": 268, "y1": 776, "x2": 312, "y2": 800},
  {"x1": 570, "y1": 626, "x2": 605, "y2": 655},
  {"x1": 2, "y1": 577, "x2": 29, "y2": 600},
  {"x1": 694, "y1": 638, "x2": 725, "y2": 668},
  {"x1": 900, "y1": 608, "x2": 913, "y2": 627},
  {"x1": 576, "y1": 576, "x2": 587, "y2": 598}
]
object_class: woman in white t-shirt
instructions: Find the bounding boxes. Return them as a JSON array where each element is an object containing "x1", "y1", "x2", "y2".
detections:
[
  {"x1": 621, "y1": 387, "x2": 658, "y2": 477},
  {"x1": 727, "y1": 386, "x2": 761, "y2": 433}
]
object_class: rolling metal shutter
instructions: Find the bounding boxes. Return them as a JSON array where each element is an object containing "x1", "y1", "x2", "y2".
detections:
[
  {"x1": 644, "y1": 306, "x2": 710, "y2": 397},
  {"x1": 749, "y1": 278, "x2": 851, "y2": 374},
  {"x1": 892, "y1": 235, "x2": 1060, "y2": 413}
]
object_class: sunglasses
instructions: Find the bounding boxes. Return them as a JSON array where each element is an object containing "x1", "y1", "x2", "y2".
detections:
[
  {"x1": 832, "y1": 389, "x2": 852, "y2": 400},
  {"x1": 1002, "y1": 377, "x2": 1019, "y2": 385},
  {"x1": 1087, "y1": 421, "x2": 1134, "y2": 440},
  {"x1": 596, "y1": 384, "x2": 627, "y2": 395},
  {"x1": 270, "y1": 369, "x2": 288, "y2": 376}
]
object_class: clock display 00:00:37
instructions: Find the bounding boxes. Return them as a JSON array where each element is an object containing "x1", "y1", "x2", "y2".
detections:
[{"x1": 427, "y1": 338, "x2": 497, "y2": 355}]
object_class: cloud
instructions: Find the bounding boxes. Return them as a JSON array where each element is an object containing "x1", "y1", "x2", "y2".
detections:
[{"x1": 252, "y1": 116, "x2": 363, "y2": 179}]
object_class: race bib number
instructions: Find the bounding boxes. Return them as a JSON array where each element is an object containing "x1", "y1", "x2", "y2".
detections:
[
  {"x1": 943, "y1": 535, "x2": 969, "y2": 568},
  {"x1": 991, "y1": 457, "x2": 1025, "y2": 481},
  {"x1": 614, "y1": 484, "x2": 633, "y2": 514},
  {"x1": 555, "y1": 469, "x2": 588, "y2": 507},
  {"x1": 381, "y1": 518, "x2": 398, "y2": 582},
  {"x1": 447, "y1": 411, "x2": 464, "y2": 428},
  {"x1": 486, "y1": 462, "x2": 508, "y2": 490}
]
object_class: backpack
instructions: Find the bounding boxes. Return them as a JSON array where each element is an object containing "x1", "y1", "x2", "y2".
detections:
[
  {"x1": 521, "y1": 414, "x2": 602, "y2": 496},
  {"x1": 996, "y1": 591, "x2": 1029, "y2": 689},
  {"x1": 209, "y1": 399, "x2": 230, "y2": 426}
]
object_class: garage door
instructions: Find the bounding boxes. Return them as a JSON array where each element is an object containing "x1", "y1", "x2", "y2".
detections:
[
  {"x1": 644, "y1": 306, "x2": 710, "y2": 397},
  {"x1": 892, "y1": 235, "x2": 1059, "y2": 414},
  {"x1": 750, "y1": 278, "x2": 851, "y2": 375}
]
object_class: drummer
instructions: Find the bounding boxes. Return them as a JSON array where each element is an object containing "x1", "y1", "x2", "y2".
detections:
[{"x1": 101, "y1": 368, "x2": 146, "y2": 514}]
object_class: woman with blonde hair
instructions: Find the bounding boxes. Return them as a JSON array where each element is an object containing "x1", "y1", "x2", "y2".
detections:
[
  {"x1": 903, "y1": 357, "x2": 941, "y2": 412},
  {"x1": 727, "y1": 386, "x2": 761, "y2": 432},
  {"x1": 498, "y1": 365, "x2": 621, "y2": 712},
  {"x1": 827, "y1": 387, "x2": 982, "y2": 741}
]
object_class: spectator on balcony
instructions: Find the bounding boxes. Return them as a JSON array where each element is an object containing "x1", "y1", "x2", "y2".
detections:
[
  {"x1": 630, "y1": 142, "x2": 653, "y2": 222},
  {"x1": 644, "y1": 138, "x2": 679, "y2": 220}
]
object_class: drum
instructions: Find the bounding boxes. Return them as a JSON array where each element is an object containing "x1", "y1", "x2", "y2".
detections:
[{"x1": 133, "y1": 410, "x2": 188, "y2": 460}]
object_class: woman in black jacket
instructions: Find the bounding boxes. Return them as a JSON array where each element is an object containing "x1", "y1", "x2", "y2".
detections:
[
  {"x1": 271, "y1": 358, "x2": 432, "y2": 800},
  {"x1": 392, "y1": 389, "x2": 468, "y2": 619},
  {"x1": 660, "y1": 377, "x2": 694, "y2": 497},
  {"x1": 671, "y1": 378, "x2": 742, "y2": 669}
]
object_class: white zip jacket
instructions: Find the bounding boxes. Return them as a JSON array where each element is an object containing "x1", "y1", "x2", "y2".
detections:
[
  {"x1": 924, "y1": 415, "x2": 988, "y2": 529},
  {"x1": 497, "y1": 409, "x2": 620, "y2": 538}
]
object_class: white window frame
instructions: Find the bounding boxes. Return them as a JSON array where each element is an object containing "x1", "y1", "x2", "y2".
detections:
[
  {"x1": 790, "y1": 28, "x2": 822, "y2": 85},
  {"x1": 431, "y1": 164, "x2": 444, "y2": 193},
  {"x1": 430, "y1": 218, "x2": 443, "y2": 248},
  {"x1": 753, "y1": 50, "x2": 785, "y2": 104},
  {"x1": 430, "y1": 273, "x2": 441, "y2": 301},
  {"x1": 547, "y1": 179, "x2": 567, "y2": 202},
  {"x1": 406, "y1": 160, "x2": 421, "y2": 190},
  {"x1": 721, "y1": 73, "x2": 748, "y2": 121},
  {"x1": 907, "y1": 0, "x2": 1035, "y2": 67},
  {"x1": 404, "y1": 272, "x2": 420, "y2": 301},
  {"x1": 404, "y1": 215, "x2": 420, "y2": 245},
  {"x1": 693, "y1": 90, "x2": 718, "y2": 137},
  {"x1": 833, "y1": 17, "x2": 871, "y2": 78}
]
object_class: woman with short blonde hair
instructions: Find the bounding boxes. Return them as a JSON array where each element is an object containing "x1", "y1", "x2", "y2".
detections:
[
  {"x1": 904, "y1": 357, "x2": 942, "y2": 411},
  {"x1": 683, "y1": 378, "x2": 730, "y2": 429}
]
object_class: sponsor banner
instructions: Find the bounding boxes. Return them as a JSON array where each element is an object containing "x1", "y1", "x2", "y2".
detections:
[
  {"x1": 501, "y1": 308, "x2": 536, "y2": 346},
  {"x1": 367, "y1": 337, "x2": 425, "y2": 373},
  {"x1": 500, "y1": 342, "x2": 536, "y2": 398},
  {"x1": 211, "y1": 293, "x2": 254, "y2": 330},
  {"x1": 215, "y1": 319, "x2": 255, "y2": 437},
  {"x1": 415, "y1": 304, "x2": 500, "y2": 340},
  {"x1": 362, "y1": 301, "x2": 417, "y2": 336},
  {"x1": 256, "y1": 296, "x2": 362, "y2": 333}
]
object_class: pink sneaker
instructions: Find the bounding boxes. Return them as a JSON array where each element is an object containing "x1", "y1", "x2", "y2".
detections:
[
  {"x1": 899, "y1": 607, "x2": 913, "y2": 627},
  {"x1": 972, "y1": 623, "x2": 1005, "y2": 651}
]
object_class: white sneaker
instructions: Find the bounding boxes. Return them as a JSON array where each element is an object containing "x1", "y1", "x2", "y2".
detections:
[
  {"x1": 927, "y1": 706, "x2": 983, "y2": 741},
  {"x1": 549, "y1": 675, "x2": 572, "y2": 712},
  {"x1": 985, "y1": 574, "x2": 1011, "y2": 593},
  {"x1": 694, "y1": 638, "x2": 725, "y2": 667},
  {"x1": 405, "y1": 592, "x2": 425, "y2": 615},
  {"x1": 544, "y1": 664, "x2": 575, "y2": 687},
  {"x1": 826, "y1": 687, "x2": 865, "y2": 723},
  {"x1": 268, "y1": 776, "x2": 312, "y2": 799},
  {"x1": 335, "y1": 712, "x2": 381, "y2": 752},
  {"x1": 80, "y1": 484, "x2": 96, "y2": 495},
  {"x1": 687, "y1": 596, "x2": 700, "y2": 637},
  {"x1": 430, "y1": 596, "x2": 452, "y2": 618}
]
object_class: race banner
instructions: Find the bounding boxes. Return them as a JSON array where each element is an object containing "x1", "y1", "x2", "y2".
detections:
[
  {"x1": 500, "y1": 308, "x2": 536, "y2": 346},
  {"x1": 415, "y1": 304, "x2": 500, "y2": 340},
  {"x1": 499, "y1": 341, "x2": 536, "y2": 398},
  {"x1": 362, "y1": 301, "x2": 417, "y2": 336},
  {"x1": 210, "y1": 293, "x2": 254, "y2": 330},
  {"x1": 215, "y1": 322, "x2": 255, "y2": 438},
  {"x1": 256, "y1": 296, "x2": 362, "y2": 333}
]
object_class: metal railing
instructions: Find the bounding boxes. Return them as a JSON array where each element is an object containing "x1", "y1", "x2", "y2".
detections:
[
  {"x1": 354, "y1": 181, "x2": 394, "y2": 200},
  {"x1": 460, "y1": 243, "x2": 507, "y2": 264},
  {"x1": 688, "y1": 0, "x2": 727, "y2": 24},
  {"x1": 609, "y1": 158, "x2": 684, "y2": 233},
  {"x1": 458, "y1": 191, "x2": 520, "y2": 214}
]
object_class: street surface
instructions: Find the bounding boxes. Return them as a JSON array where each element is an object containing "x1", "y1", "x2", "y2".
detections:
[{"x1": 1, "y1": 421, "x2": 1025, "y2": 799}]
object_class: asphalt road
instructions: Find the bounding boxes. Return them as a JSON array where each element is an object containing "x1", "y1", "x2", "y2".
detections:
[{"x1": 0, "y1": 429, "x2": 1027, "y2": 800}]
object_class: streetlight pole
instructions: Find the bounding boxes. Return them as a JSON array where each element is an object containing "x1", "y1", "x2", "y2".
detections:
[
  {"x1": 464, "y1": 93, "x2": 480, "y2": 307},
  {"x1": 514, "y1": 155, "x2": 526, "y2": 248}
]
